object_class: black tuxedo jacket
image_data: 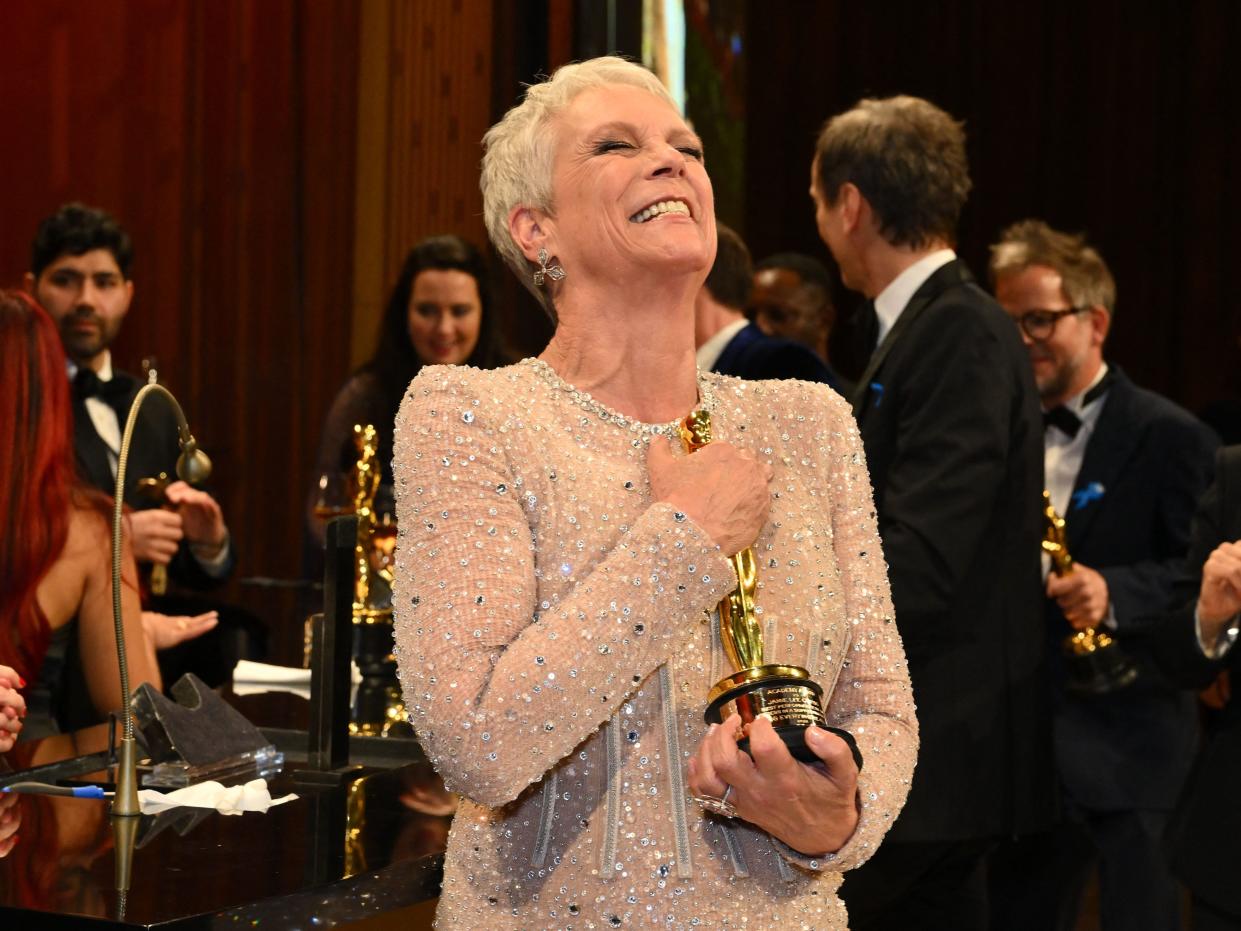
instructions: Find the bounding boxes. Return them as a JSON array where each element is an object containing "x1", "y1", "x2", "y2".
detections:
[
  {"x1": 1047, "y1": 370, "x2": 1218, "y2": 813},
  {"x1": 72, "y1": 368, "x2": 232, "y2": 590},
  {"x1": 712, "y1": 322, "x2": 841, "y2": 390},
  {"x1": 1153, "y1": 446, "x2": 1241, "y2": 916},
  {"x1": 851, "y1": 259, "x2": 1054, "y2": 842}
]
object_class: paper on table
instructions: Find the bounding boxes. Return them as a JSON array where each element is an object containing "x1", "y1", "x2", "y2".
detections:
[
  {"x1": 138, "y1": 778, "x2": 297, "y2": 815},
  {"x1": 232, "y1": 659, "x2": 361, "y2": 699}
]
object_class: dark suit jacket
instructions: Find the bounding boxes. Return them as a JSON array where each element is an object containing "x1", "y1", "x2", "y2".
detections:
[
  {"x1": 851, "y1": 259, "x2": 1054, "y2": 842},
  {"x1": 712, "y1": 322, "x2": 841, "y2": 390},
  {"x1": 1152, "y1": 446, "x2": 1241, "y2": 916},
  {"x1": 1048, "y1": 371, "x2": 1218, "y2": 813},
  {"x1": 72, "y1": 368, "x2": 232, "y2": 590}
]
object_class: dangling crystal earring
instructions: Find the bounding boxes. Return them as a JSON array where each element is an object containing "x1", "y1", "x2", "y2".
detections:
[{"x1": 533, "y1": 248, "x2": 565, "y2": 286}]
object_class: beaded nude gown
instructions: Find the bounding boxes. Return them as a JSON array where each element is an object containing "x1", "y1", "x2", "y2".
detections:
[{"x1": 393, "y1": 359, "x2": 917, "y2": 930}]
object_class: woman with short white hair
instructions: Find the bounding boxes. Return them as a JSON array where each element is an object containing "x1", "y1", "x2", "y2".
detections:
[{"x1": 393, "y1": 56, "x2": 916, "y2": 929}]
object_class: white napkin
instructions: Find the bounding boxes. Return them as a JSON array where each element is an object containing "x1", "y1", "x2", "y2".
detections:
[
  {"x1": 138, "y1": 778, "x2": 298, "y2": 815},
  {"x1": 232, "y1": 659, "x2": 361, "y2": 700}
]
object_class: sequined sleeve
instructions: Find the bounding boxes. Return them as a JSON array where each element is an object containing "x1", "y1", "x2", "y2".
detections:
[
  {"x1": 392, "y1": 370, "x2": 736, "y2": 808},
  {"x1": 776, "y1": 387, "x2": 918, "y2": 873}
]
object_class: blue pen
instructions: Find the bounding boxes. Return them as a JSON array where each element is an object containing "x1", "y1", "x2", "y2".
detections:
[{"x1": 2, "y1": 782, "x2": 109, "y2": 799}]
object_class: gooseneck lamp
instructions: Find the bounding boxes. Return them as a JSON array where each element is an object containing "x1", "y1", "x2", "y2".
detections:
[{"x1": 109, "y1": 377, "x2": 211, "y2": 823}]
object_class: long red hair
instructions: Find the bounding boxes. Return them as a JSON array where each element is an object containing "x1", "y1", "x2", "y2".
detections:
[{"x1": 0, "y1": 290, "x2": 76, "y2": 683}]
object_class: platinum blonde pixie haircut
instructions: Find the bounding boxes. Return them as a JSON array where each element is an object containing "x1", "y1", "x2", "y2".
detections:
[{"x1": 481, "y1": 56, "x2": 679, "y2": 318}]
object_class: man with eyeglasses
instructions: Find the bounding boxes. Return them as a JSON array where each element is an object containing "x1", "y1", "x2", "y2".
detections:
[{"x1": 987, "y1": 218, "x2": 1218, "y2": 931}]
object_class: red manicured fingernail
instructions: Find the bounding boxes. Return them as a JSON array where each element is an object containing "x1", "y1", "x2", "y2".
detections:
[{"x1": 16, "y1": 677, "x2": 25, "y2": 689}]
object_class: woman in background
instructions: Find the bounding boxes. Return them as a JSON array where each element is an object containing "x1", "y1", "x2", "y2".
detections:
[
  {"x1": 0, "y1": 290, "x2": 162, "y2": 738},
  {"x1": 308, "y1": 235, "x2": 503, "y2": 543}
]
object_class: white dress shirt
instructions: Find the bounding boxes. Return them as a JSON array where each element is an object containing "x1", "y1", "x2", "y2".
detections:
[
  {"x1": 872, "y1": 248, "x2": 957, "y2": 347},
  {"x1": 1043, "y1": 363, "x2": 1115, "y2": 628},
  {"x1": 67, "y1": 352, "x2": 123, "y2": 476},
  {"x1": 68, "y1": 353, "x2": 230, "y2": 576},
  {"x1": 695, "y1": 317, "x2": 748, "y2": 372}
]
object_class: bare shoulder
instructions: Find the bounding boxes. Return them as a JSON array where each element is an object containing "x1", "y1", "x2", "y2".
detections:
[
  {"x1": 36, "y1": 505, "x2": 107, "y2": 629},
  {"x1": 66, "y1": 504, "x2": 112, "y2": 554}
]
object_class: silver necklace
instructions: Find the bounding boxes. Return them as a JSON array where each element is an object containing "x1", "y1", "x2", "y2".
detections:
[{"x1": 523, "y1": 357, "x2": 716, "y2": 440}]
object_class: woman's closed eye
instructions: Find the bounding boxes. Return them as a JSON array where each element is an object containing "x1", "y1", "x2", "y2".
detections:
[
  {"x1": 593, "y1": 139, "x2": 635, "y2": 155},
  {"x1": 676, "y1": 145, "x2": 704, "y2": 161}
]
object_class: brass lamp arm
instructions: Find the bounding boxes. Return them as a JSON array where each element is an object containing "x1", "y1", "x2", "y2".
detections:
[{"x1": 110, "y1": 381, "x2": 211, "y2": 817}]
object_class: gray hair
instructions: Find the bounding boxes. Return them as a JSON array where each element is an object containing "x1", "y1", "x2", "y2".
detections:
[{"x1": 481, "y1": 56, "x2": 677, "y2": 317}]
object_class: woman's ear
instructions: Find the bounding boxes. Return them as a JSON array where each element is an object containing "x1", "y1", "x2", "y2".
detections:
[{"x1": 509, "y1": 205, "x2": 553, "y2": 264}]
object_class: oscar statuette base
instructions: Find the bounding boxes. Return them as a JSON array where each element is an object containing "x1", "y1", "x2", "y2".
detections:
[{"x1": 705, "y1": 664, "x2": 830, "y2": 764}]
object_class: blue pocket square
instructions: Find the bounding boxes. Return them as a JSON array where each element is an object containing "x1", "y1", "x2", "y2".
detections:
[{"x1": 1071, "y1": 482, "x2": 1105, "y2": 510}]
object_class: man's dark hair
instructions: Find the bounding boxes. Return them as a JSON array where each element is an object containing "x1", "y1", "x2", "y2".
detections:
[
  {"x1": 755, "y1": 252, "x2": 833, "y2": 297},
  {"x1": 31, "y1": 203, "x2": 134, "y2": 279},
  {"x1": 704, "y1": 224, "x2": 754, "y2": 311},
  {"x1": 815, "y1": 95, "x2": 971, "y2": 250}
]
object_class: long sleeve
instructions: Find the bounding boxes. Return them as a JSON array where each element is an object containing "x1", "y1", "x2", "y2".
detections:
[
  {"x1": 1102, "y1": 412, "x2": 1219, "y2": 629},
  {"x1": 1148, "y1": 446, "x2": 1236, "y2": 688},
  {"x1": 392, "y1": 371, "x2": 735, "y2": 808},
  {"x1": 775, "y1": 390, "x2": 917, "y2": 872}
]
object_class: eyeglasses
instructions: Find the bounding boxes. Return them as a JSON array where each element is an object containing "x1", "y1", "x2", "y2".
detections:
[{"x1": 1010, "y1": 307, "x2": 1088, "y2": 341}]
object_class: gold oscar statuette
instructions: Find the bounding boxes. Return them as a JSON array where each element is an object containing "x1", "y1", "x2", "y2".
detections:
[
  {"x1": 347, "y1": 424, "x2": 409, "y2": 737},
  {"x1": 135, "y1": 472, "x2": 172, "y2": 595},
  {"x1": 1042, "y1": 490, "x2": 1137, "y2": 693},
  {"x1": 679, "y1": 410, "x2": 834, "y2": 764}
]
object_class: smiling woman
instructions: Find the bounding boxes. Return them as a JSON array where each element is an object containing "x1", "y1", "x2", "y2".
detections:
[
  {"x1": 307, "y1": 234, "x2": 503, "y2": 552},
  {"x1": 393, "y1": 57, "x2": 916, "y2": 930}
]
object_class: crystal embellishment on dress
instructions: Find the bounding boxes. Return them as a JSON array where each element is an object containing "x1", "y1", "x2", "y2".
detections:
[{"x1": 389, "y1": 360, "x2": 916, "y2": 930}]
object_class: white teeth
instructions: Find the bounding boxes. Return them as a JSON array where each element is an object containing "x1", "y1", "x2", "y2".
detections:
[{"x1": 629, "y1": 200, "x2": 691, "y2": 223}]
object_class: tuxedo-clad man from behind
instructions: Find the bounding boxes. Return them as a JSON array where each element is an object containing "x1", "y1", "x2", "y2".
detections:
[
  {"x1": 987, "y1": 219, "x2": 1219, "y2": 931},
  {"x1": 694, "y1": 224, "x2": 839, "y2": 389},
  {"x1": 26, "y1": 204, "x2": 241, "y2": 685},
  {"x1": 816, "y1": 97, "x2": 1054, "y2": 931}
]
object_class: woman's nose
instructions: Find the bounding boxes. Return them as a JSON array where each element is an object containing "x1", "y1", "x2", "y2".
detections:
[{"x1": 649, "y1": 143, "x2": 687, "y2": 178}]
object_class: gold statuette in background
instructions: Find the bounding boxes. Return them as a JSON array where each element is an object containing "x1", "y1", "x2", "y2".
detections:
[
  {"x1": 679, "y1": 410, "x2": 835, "y2": 765},
  {"x1": 1042, "y1": 490, "x2": 1137, "y2": 693},
  {"x1": 348, "y1": 423, "x2": 408, "y2": 737}
]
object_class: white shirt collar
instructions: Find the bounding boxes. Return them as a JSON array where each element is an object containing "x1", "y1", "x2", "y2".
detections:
[
  {"x1": 66, "y1": 350, "x2": 115, "y2": 382},
  {"x1": 1057, "y1": 362, "x2": 1110, "y2": 417},
  {"x1": 696, "y1": 317, "x2": 749, "y2": 371},
  {"x1": 873, "y1": 248, "x2": 957, "y2": 347}
]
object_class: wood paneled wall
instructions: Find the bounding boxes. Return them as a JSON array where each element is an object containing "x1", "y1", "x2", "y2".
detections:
[
  {"x1": 351, "y1": 0, "x2": 495, "y2": 367},
  {"x1": 0, "y1": 0, "x2": 360, "y2": 590},
  {"x1": 0, "y1": 0, "x2": 508, "y2": 601}
]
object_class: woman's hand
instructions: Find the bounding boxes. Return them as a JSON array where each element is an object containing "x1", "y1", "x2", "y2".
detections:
[
  {"x1": 141, "y1": 611, "x2": 219, "y2": 651},
  {"x1": 687, "y1": 715, "x2": 860, "y2": 856},
  {"x1": 647, "y1": 439, "x2": 772, "y2": 555},
  {"x1": 0, "y1": 666, "x2": 26, "y2": 754}
]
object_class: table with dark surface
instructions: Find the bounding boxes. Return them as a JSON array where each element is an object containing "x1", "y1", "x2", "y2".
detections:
[{"x1": 0, "y1": 694, "x2": 450, "y2": 929}]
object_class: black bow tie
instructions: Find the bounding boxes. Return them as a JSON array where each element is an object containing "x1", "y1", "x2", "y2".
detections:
[
  {"x1": 1042, "y1": 370, "x2": 1115, "y2": 439},
  {"x1": 73, "y1": 369, "x2": 131, "y2": 410},
  {"x1": 1043, "y1": 406, "x2": 1082, "y2": 438}
]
